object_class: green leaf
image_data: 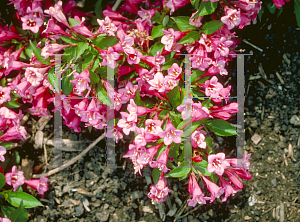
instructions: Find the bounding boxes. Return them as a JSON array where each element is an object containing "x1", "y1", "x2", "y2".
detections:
[
  {"x1": 204, "y1": 119, "x2": 237, "y2": 136},
  {"x1": 191, "y1": 0, "x2": 200, "y2": 9},
  {"x1": 191, "y1": 69, "x2": 205, "y2": 82},
  {"x1": 25, "y1": 44, "x2": 33, "y2": 59},
  {"x1": 89, "y1": 70, "x2": 100, "y2": 84},
  {"x1": 152, "y1": 168, "x2": 161, "y2": 185},
  {"x1": 149, "y1": 42, "x2": 165, "y2": 56},
  {"x1": 0, "y1": 173, "x2": 5, "y2": 190},
  {"x1": 167, "y1": 86, "x2": 181, "y2": 108},
  {"x1": 62, "y1": 70, "x2": 73, "y2": 96},
  {"x1": 192, "y1": 1, "x2": 218, "y2": 18},
  {"x1": 176, "y1": 118, "x2": 192, "y2": 130},
  {"x1": 177, "y1": 31, "x2": 200, "y2": 44},
  {"x1": 1, "y1": 205, "x2": 16, "y2": 219},
  {"x1": 277, "y1": 7, "x2": 283, "y2": 18},
  {"x1": 60, "y1": 36, "x2": 80, "y2": 44},
  {"x1": 165, "y1": 161, "x2": 191, "y2": 177},
  {"x1": 2, "y1": 101, "x2": 22, "y2": 109},
  {"x1": 202, "y1": 98, "x2": 212, "y2": 108},
  {"x1": 202, "y1": 20, "x2": 223, "y2": 35},
  {"x1": 76, "y1": 42, "x2": 88, "y2": 59},
  {"x1": 182, "y1": 119, "x2": 205, "y2": 138},
  {"x1": 97, "y1": 84, "x2": 111, "y2": 106},
  {"x1": 193, "y1": 160, "x2": 212, "y2": 176},
  {"x1": 10, "y1": 200, "x2": 28, "y2": 222},
  {"x1": 210, "y1": 173, "x2": 219, "y2": 183},
  {"x1": 159, "y1": 110, "x2": 168, "y2": 119},
  {"x1": 0, "y1": 142, "x2": 12, "y2": 149},
  {"x1": 95, "y1": 0, "x2": 103, "y2": 17},
  {"x1": 7, "y1": 192, "x2": 43, "y2": 208},
  {"x1": 82, "y1": 54, "x2": 96, "y2": 71},
  {"x1": 193, "y1": 75, "x2": 210, "y2": 84},
  {"x1": 192, "y1": 89, "x2": 205, "y2": 99},
  {"x1": 93, "y1": 35, "x2": 118, "y2": 49},
  {"x1": 163, "y1": 15, "x2": 169, "y2": 26},
  {"x1": 168, "y1": 143, "x2": 179, "y2": 161},
  {"x1": 134, "y1": 87, "x2": 144, "y2": 106},
  {"x1": 265, "y1": 0, "x2": 276, "y2": 14},
  {"x1": 29, "y1": 41, "x2": 51, "y2": 64},
  {"x1": 171, "y1": 17, "x2": 197, "y2": 32},
  {"x1": 295, "y1": 0, "x2": 300, "y2": 28},
  {"x1": 151, "y1": 10, "x2": 161, "y2": 24},
  {"x1": 151, "y1": 25, "x2": 165, "y2": 38},
  {"x1": 169, "y1": 111, "x2": 181, "y2": 128},
  {"x1": 91, "y1": 57, "x2": 100, "y2": 72},
  {"x1": 63, "y1": 47, "x2": 76, "y2": 63},
  {"x1": 0, "y1": 78, "x2": 6, "y2": 87},
  {"x1": 161, "y1": 58, "x2": 179, "y2": 70},
  {"x1": 205, "y1": 137, "x2": 213, "y2": 154},
  {"x1": 258, "y1": 6, "x2": 264, "y2": 22},
  {"x1": 69, "y1": 18, "x2": 81, "y2": 26}
]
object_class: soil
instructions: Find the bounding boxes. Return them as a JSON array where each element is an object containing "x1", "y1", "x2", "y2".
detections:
[{"x1": 1, "y1": 1, "x2": 300, "y2": 222}]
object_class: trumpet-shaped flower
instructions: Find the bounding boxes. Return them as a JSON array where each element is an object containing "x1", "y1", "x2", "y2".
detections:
[
  {"x1": 24, "y1": 176, "x2": 49, "y2": 197},
  {"x1": 148, "y1": 173, "x2": 171, "y2": 203},
  {"x1": 187, "y1": 174, "x2": 211, "y2": 207},
  {"x1": 5, "y1": 166, "x2": 25, "y2": 191},
  {"x1": 0, "y1": 146, "x2": 6, "y2": 162},
  {"x1": 207, "y1": 153, "x2": 230, "y2": 176},
  {"x1": 159, "y1": 120, "x2": 183, "y2": 146}
]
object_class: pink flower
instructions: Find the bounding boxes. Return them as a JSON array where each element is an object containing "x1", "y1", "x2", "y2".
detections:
[
  {"x1": 103, "y1": 5, "x2": 129, "y2": 20},
  {"x1": 29, "y1": 96, "x2": 52, "y2": 117},
  {"x1": 272, "y1": 0, "x2": 289, "y2": 9},
  {"x1": 126, "y1": 49, "x2": 143, "y2": 65},
  {"x1": 148, "y1": 72, "x2": 165, "y2": 92},
  {"x1": 44, "y1": 0, "x2": 70, "y2": 28},
  {"x1": 0, "y1": 86, "x2": 11, "y2": 104},
  {"x1": 167, "y1": 63, "x2": 182, "y2": 79},
  {"x1": 209, "y1": 102, "x2": 239, "y2": 120},
  {"x1": 0, "y1": 125, "x2": 27, "y2": 141},
  {"x1": 71, "y1": 16, "x2": 94, "y2": 37},
  {"x1": 62, "y1": 109, "x2": 81, "y2": 132},
  {"x1": 221, "y1": 8, "x2": 241, "y2": 30},
  {"x1": 187, "y1": 174, "x2": 211, "y2": 207},
  {"x1": 24, "y1": 67, "x2": 45, "y2": 87},
  {"x1": 147, "y1": 173, "x2": 171, "y2": 203},
  {"x1": 218, "y1": 176, "x2": 239, "y2": 202},
  {"x1": 117, "y1": 112, "x2": 137, "y2": 135},
  {"x1": 43, "y1": 18, "x2": 70, "y2": 41},
  {"x1": 207, "y1": 153, "x2": 230, "y2": 176},
  {"x1": 0, "y1": 146, "x2": 6, "y2": 162},
  {"x1": 5, "y1": 166, "x2": 25, "y2": 191},
  {"x1": 97, "y1": 16, "x2": 117, "y2": 36},
  {"x1": 145, "y1": 119, "x2": 163, "y2": 135},
  {"x1": 149, "y1": 146, "x2": 170, "y2": 172},
  {"x1": 202, "y1": 176, "x2": 224, "y2": 203},
  {"x1": 101, "y1": 47, "x2": 120, "y2": 69},
  {"x1": 127, "y1": 99, "x2": 154, "y2": 122},
  {"x1": 118, "y1": 82, "x2": 138, "y2": 103},
  {"x1": 0, "y1": 217, "x2": 11, "y2": 222},
  {"x1": 191, "y1": 130, "x2": 207, "y2": 149},
  {"x1": 159, "y1": 120, "x2": 183, "y2": 145},
  {"x1": 79, "y1": 99, "x2": 103, "y2": 126},
  {"x1": 189, "y1": 12, "x2": 203, "y2": 27},
  {"x1": 134, "y1": 128, "x2": 147, "y2": 147},
  {"x1": 21, "y1": 13, "x2": 43, "y2": 33},
  {"x1": 161, "y1": 28, "x2": 175, "y2": 51},
  {"x1": 224, "y1": 168, "x2": 244, "y2": 189},
  {"x1": 204, "y1": 76, "x2": 223, "y2": 97},
  {"x1": 163, "y1": 76, "x2": 178, "y2": 91},
  {"x1": 41, "y1": 39, "x2": 70, "y2": 59},
  {"x1": 199, "y1": 34, "x2": 214, "y2": 53},
  {"x1": 24, "y1": 176, "x2": 49, "y2": 197},
  {"x1": 138, "y1": 8, "x2": 155, "y2": 26},
  {"x1": 213, "y1": 37, "x2": 233, "y2": 59},
  {"x1": 70, "y1": 69, "x2": 91, "y2": 95}
]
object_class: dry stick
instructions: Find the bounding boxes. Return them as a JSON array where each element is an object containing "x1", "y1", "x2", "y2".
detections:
[
  {"x1": 262, "y1": 206, "x2": 274, "y2": 215},
  {"x1": 242, "y1": 39, "x2": 263, "y2": 52},
  {"x1": 32, "y1": 132, "x2": 106, "y2": 179},
  {"x1": 112, "y1": 0, "x2": 122, "y2": 11},
  {"x1": 174, "y1": 204, "x2": 202, "y2": 220}
]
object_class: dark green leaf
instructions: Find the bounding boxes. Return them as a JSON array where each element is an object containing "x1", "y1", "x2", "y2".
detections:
[
  {"x1": 149, "y1": 42, "x2": 165, "y2": 56},
  {"x1": 60, "y1": 36, "x2": 80, "y2": 44},
  {"x1": 97, "y1": 84, "x2": 111, "y2": 106},
  {"x1": 91, "y1": 57, "x2": 100, "y2": 72},
  {"x1": 191, "y1": 0, "x2": 200, "y2": 9},
  {"x1": 182, "y1": 119, "x2": 204, "y2": 138},
  {"x1": 62, "y1": 71, "x2": 73, "y2": 96},
  {"x1": 0, "y1": 142, "x2": 12, "y2": 149},
  {"x1": 171, "y1": 17, "x2": 197, "y2": 32},
  {"x1": 10, "y1": 200, "x2": 28, "y2": 222},
  {"x1": 202, "y1": 20, "x2": 223, "y2": 35},
  {"x1": 82, "y1": 54, "x2": 96, "y2": 71},
  {"x1": 191, "y1": 69, "x2": 205, "y2": 82},
  {"x1": 89, "y1": 70, "x2": 100, "y2": 84},
  {"x1": 151, "y1": 25, "x2": 165, "y2": 38},
  {"x1": 76, "y1": 42, "x2": 88, "y2": 59},
  {"x1": 95, "y1": 0, "x2": 103, "y2": 17},
  {"x1": 0, "y1": 173, "x2": 5, "y2": 190},
  {"x1": 63, "y1": 47, "x2": 76, "y2": 63},
  {"x1": 258, "y1": 6, "x2": 264, "y2": 22},
  {"x1": 204, "y1": 119, "x2": 237, "y2": 136},
  {"x1": 151, "y1": 11, "x2": 161, "y2": 24},
  {"x1": 168, "y1": 143, "x2": 179, "y2": 161},
  {"x1": 192, "y1": 1, "x2": 218, "y2": 18},
  {"x1": 167, "y1": 86, "x2": 181, "y2": 108},
  {"x1": 1, "y1": 205, "x2": 16, "y2": 219},
  {"x1": 93, "y1": 35, "x2": 118, "y2": 49},
  {"x1": 192, "y1": 89, "x2": 205, "y2": 99},
  {"x1": 265, "y1": 0, "x2": 276, "y2": 14},
  {"x1": 176, "y1": 118, "x2": 192, "y2": 130},
  {"x1": 169, "y1": 111, "x2": 181, "y2": 127},
  {"x1": 158, "y1": 110, "x2": 168, "y2": 119},
  {"x1": 134, "y1": 87, "x2": 144, "y2": 106},
  {"x1": 177, "y1": 31, "x2": 200, "y2": 44},
  {"x1": 152, "y1": 168, "x2": 161, "y2": 185},
  {"x1": 163, "y1": 15, "x2": 169, "y2": 26},
  {"x1": 202, "y1": 98, "x2": 212, "y2": 108},
  {"x1": 7, "y1": 192, "x2": 43, "y2": 208},
  {"x1": 29, "y1": 41, "x2": 51, "y2": 64},
  {"x1": 161, "y1": 58, "x2": 179, "y2": 70},
  {"x1": 210, "y1": 173, "x2": 219, "y2": 183},
  {"x1": 295, "y1": 0, "x2": 300, "y2": 28}
]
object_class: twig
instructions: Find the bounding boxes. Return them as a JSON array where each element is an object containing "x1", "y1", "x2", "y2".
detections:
[
  {"x1": 242, "y1": 39, "x2": 263, "y2": 52},
  {"x1": 32, "y1": 132, "x2": 106, "y2": 178},
  {"x1": 275, "y1": 72, "x2": 285, "y2": 85},
  {"x1": 112, "y1": 0, "x2": 122, "y2": 11},
  {"x1": 174, "y1": 204, "x2": 201, "y2": 220},
  {"x1": 262, "y1": 206, "x2": 274, "y2": 215}
]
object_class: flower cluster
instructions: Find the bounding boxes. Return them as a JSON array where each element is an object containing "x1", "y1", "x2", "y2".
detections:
[{"x1": 0, "y1": 0, "x2": 258, "y2": 212}]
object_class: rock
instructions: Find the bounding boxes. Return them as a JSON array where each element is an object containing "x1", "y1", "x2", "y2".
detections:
[
  {"x1": 208, "y1": 209, "x2": 213, "y2": 217},
  {"x1": 142, "y1": 206, "x2": 154, "y2": 214},
  {"x1": 190, "y1": 219, "x2": 201, "y2": 222},
  {"x1": 175, "y1": 197, "x2": 182, "y2": 206},
  {"x1": 166, "y1": 203, "x2": 177, "y2": 217},
  {"x1": 244, "y1": 216, "x2": 252, "y2": 220},
  {"x1": 130, "y1": 191, "x2": 143, "y2": 200},
  {"x1": 96, "y1": 211, "x2": 110, "y2": 222},
  {"x1": 251, "y1": 133, "x2": 262, "y2": 145},
  {"x1": 103, "y1": 203, "x2": 109, "y2": 210},
  {"x1": 75, "y1": 203, "x2": 85, "y2": 217},
  {"x1": 63, "y1": 184, "x2": 73, "y2": 193},
  {"x1": 290, "y1": 115, "x2": 300, "y2": 126},
  {"x1": 278, "y1": 141, "x2": 286, "y2": 148},
  {"x1": 271, "y1": 178, "x2": 277, "y2": 187}
]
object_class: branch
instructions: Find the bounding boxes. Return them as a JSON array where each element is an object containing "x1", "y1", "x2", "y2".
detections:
[
  {"x1": 32, "y1": 132, "x2": 106, "y2": 178},
  {"x1": 112, "y1": 0, "x2": 122, "y2": 11}
]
